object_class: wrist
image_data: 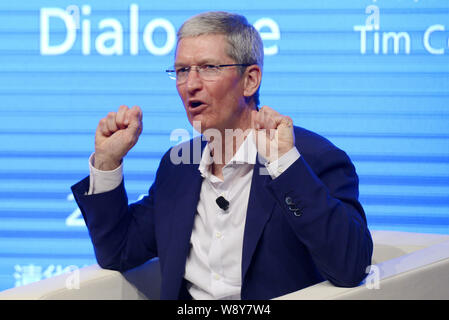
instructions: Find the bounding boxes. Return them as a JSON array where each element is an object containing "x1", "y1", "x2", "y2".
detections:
[
  {"x1": 266, "y1": 142, "x2": 294, "y2": 163},
  {"x1": 88, "y1": 153, "x2": 123, "y2": 195},
  {"x1": 93, "y1": 153, "x2": 122, "y2": 171},
  {"x1": 266, "y1": 147, "x2": 300, "y2": 179}
]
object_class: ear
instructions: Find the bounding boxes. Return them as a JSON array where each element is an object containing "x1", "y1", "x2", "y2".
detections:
[{"x1": 243, "y1": 65, "x2": 262, "y2": 100}]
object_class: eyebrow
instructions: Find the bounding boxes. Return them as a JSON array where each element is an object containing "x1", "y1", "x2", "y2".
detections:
[{"x1": 174, "y1": 59, "x2": 221, "y2": 68}]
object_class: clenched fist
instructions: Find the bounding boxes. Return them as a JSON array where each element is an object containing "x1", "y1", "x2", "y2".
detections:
[
  {"x1": 94, "y1": 105, "x2": 143, "y2": 171},
  {"x1": 251, "y1": 106, "x2": 294, "y2": 163}
]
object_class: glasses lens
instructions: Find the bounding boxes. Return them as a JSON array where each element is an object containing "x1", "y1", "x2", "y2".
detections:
[
  {"x1": 168, "y1": 65, "x2": 234, "y2": 83},
  {"x1": 176, "y1": 68, "x2": 189, "y2": 83},
  {"x1": 199, "y1": 65, "x2": 220, "y2": 81}
]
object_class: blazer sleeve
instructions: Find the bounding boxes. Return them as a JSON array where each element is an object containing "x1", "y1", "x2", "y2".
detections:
[
  {"x1": 265, "y1": 146, "x2": 373, "y2": 287},
  {"x1": 71, "y1": 169, "x2": 161, "y2": 272}
]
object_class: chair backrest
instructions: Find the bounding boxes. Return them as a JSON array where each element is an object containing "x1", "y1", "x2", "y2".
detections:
[{"x1": 371, "y1": 230, "x2": 449, "y2": 264}]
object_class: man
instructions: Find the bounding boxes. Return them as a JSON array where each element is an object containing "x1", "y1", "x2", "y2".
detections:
[{"x1": 72, "y1": 11, "x2": 373, "y2": 300}]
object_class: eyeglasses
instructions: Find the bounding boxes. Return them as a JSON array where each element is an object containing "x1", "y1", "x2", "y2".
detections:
[{"x1": 166, "y1": 64, "x2": 251, "y2": 84}]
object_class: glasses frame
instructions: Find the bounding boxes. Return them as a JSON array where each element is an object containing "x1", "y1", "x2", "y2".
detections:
[{"x1": 166, "y1": 63, "x2": 251, "y2": 83}]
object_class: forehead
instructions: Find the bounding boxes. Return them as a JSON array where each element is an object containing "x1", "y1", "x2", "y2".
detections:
[{"x1": 175, "y1": 34, "x2": 233, "y2": 65}]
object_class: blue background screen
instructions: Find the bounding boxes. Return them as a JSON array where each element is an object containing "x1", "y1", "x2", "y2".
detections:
[{"x1": 0, "y1": 0, "x2": 448, "y2": 290}]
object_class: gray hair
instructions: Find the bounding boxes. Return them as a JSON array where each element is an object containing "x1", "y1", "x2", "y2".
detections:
[{"x1": 177, "y1": 11, "x2": 264, "y2": 106}]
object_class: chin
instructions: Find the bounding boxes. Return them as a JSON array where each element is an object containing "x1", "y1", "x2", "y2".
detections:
[{"x1": 189, "y1": 116, "x2": 213, "y2": 133}]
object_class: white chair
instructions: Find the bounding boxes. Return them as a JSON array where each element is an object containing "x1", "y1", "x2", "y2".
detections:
[{"x1": 1, "y1": 230, "x2": 449, "y2": 300}]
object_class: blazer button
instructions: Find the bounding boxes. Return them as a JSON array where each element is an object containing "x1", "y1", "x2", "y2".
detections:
[
  {"x1": 285, "y1": 196, "x2": 294, "y2": 205},
  {"x1": 287, "y1": 205, "x2": 301, "y2": 216}
]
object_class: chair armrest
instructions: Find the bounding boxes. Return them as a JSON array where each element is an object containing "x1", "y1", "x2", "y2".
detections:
[
  {"x1": 275, "y1": 240, "x2": 449, "y2": 300},
  {"x1": 0, "y1": 258, "x2": 161, "y2": 300}
]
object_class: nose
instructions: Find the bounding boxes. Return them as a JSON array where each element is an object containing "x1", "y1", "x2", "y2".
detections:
[{"x1": 186, "y1": 68, "x2": 203, "y2": 93}]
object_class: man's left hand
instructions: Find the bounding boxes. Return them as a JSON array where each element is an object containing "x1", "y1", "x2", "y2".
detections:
[{"x1": 251, "y1": 106, "x2": 295, "y2": 163}]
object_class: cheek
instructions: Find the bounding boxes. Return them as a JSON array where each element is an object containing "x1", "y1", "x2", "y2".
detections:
[
  {"x1": 176, "y1": 87, "x2": 193, "y2": 123},
  {"x1": 216, "y1": 88, "x2": 245, "y2": 114},
  {"x1": 209, "y1": 81, "x2": 241, "y2": 106},
  {"x1": 176, "y1": 85, "x2": 186, "y2": 104}
]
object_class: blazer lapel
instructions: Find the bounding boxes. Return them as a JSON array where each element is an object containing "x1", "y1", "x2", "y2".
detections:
[
  {"x1": 163, "y1": 139, "x2": 205, "y2": 299},
  {"x1": 241, "y1": 160, "x2": 276, "y2": 281}
]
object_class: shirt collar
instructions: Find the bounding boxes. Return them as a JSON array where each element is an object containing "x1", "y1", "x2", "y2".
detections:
[{"x1": 198, "y1": 130, "x2": 257, "y2": 178}]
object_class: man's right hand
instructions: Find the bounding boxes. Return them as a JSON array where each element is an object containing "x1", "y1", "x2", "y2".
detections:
[{"x1": 94, "y1": 105, "x2": 143, "y2": 171}]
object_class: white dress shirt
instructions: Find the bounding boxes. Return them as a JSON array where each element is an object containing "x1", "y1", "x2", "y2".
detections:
[{"x1": 87, "y1": 130, "x2": 300, "y2": 299}]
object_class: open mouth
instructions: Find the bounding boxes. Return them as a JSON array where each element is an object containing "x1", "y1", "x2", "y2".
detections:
[{"x1": 189, "y1": 100, "x2": 206, "y2": 109}]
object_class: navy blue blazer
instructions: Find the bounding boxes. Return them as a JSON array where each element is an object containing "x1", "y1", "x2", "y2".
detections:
[{"x1": 71, "y1": 126, "x2": 373, "y2": 300}]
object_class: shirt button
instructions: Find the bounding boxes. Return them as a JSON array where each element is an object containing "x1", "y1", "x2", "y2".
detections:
[
  {"x1": 213, "y1": 274, "x2": 220, "y2": 280},
  {"x1": 215, "y1": 232, "x2": 222, "y2": 239}
]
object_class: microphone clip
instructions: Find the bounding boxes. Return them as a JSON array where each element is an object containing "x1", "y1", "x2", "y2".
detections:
[{"x1": 216, "y1": 196, "x2": 230, "y2": 211}]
